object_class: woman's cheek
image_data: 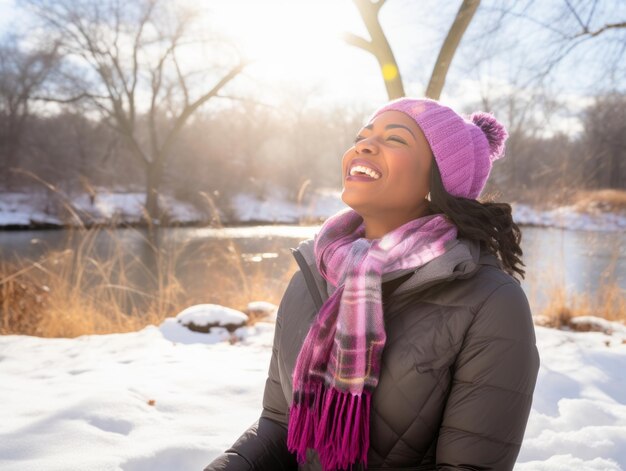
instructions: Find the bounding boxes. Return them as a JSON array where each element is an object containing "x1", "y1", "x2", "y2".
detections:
[{"x1": 341, "y1": 151, "x2": 352, "y2": 177}]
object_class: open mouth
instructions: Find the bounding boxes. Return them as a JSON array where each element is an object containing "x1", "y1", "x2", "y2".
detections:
[
  {"x1": 346, "y1": 158, "x2": 383, "y2": 182},
  {"x1": 348, "y1": 165, "x2": 381, "y2": 180}
]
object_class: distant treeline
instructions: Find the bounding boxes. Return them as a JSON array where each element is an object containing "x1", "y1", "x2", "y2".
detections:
[
  {"x1": 1, "y1": 0, "x2": 625, "y2": 223},
  {"x1": 0, "y1": 99, "x2": 369, "y2": 200},
  {"x1": 2, "y1": 93, "x2": 625, "y2": 205}
]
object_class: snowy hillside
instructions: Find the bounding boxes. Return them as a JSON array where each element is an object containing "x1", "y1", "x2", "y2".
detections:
[
  {"x1": 1, "y1": 187, "x2": 626, "y2": 231},
  {"x1": 1, "y1": 310, "x2": 625, "y2": 471}
]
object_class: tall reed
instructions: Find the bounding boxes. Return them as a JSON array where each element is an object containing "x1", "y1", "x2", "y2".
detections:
[{"x1": 0, "y1": 191, "x2": 297, "y2": 338}]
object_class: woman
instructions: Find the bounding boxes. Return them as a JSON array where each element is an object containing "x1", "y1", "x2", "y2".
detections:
[{"x1": 204, "y1": 97, "x2": 540, "y2": 471}]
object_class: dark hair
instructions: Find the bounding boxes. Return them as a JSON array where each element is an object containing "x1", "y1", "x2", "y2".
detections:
[{"x1": 426, "y1": 157, "x2": 526, "y2": 281}]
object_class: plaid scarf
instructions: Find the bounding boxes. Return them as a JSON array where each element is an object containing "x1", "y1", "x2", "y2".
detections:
[{"x1": 287, "y1": 208, "x2": 458, "y2": 471}]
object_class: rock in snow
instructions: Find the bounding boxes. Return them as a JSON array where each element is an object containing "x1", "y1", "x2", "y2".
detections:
[
  {"x1": 246, "y1": 301, "x2": 278, "y2": 322},
  {"x1": 175, "y1": 304, "x2": 248, "y2": 333}
]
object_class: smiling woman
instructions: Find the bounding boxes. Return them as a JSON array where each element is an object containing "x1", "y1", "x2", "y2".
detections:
[
  {"x1": 204, "y1": 97, "x2": 539, "y2": 471},
  {"x1": 342, "y1": 110, "x2": 435, "y2": 239}
]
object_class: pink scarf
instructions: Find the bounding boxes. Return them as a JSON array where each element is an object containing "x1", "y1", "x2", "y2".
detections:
[{"x1": 287, "y1": 208, "x2": 458, "y2": 470}]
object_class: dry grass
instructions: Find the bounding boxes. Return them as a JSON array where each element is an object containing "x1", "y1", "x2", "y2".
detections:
[
  {"x1": 530, "y1": 243, "x2": 625, "y2": 329},
  {"x1": 508, "y1": 185, "x2": 573, "y2": 211},
  {"x1": 508, "y1": 187, "x2": 626, "y2": 214},
  {"x1": 534, "y1": 280, "x2": 625, "y2": 329},
  {"x1": 4, "y1": 220, "x2": 623, "y2": 337},
  {"x1": 0, "y1": 192, "x2": 298, "y2": 338},
  {"x1": 0, "y1": 224, "x2": 297, "y2": 338},
  {"x1": 513, "y1": 187, "x2": 626, "y2": 213},
  {"x1": 1, "y1": 221, "x2": 174, "y2": 337},
  {"x1": 2, "y1": 182, "x2": 624, "y2": 338},
  {"x1": 517, "y1": 187, "x2": 626, "y2": 328},
  {"x1": 570, "y1": 189, "x2": 626, "y2": 214}
]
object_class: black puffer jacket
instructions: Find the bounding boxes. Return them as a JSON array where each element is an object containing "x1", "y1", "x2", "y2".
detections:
[{"x1": 204, "y1": 237, "x2": 540, "y2": 470}]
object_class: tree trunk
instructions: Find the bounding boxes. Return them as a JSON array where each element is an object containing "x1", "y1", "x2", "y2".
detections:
[
  {"x1": 609, "y1": 150, "x2": 621, "y2": 188},
  {"x1": 426, "y1": 0, "x2": 480, "y2": 100},
  {"x1": 349, "y1": 0, "x2": 479, "y2": 101},
  {"x1": 144, "y1": 156, "x2": 165, "y2": 224},
  {"x1": 374, "y1": 46, "x2": 405, "y2": 100},
  {"x1": 3, "y1": 130, "x2": 22, "y2": 191},
  {"x1": 349, "y1": 0, "x2": 405, "y2": 100}
]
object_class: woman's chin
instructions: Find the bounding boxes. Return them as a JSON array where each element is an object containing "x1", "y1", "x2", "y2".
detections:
[{"x1": 341, "y1": 190, "x2": 370, "y2": 212}]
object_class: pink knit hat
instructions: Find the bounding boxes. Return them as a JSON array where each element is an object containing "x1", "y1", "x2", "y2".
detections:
[{"x1": 368, "y1": 97, "x2": 509, "y2": 199}]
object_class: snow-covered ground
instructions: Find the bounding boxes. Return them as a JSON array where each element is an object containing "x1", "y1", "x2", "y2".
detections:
[
  {"x1": 513, "y1": 202, "x2": 626, "y2": 232},
  {"x1": 1, "y1": 187, "x2": 626, "y2": 231},
  {"x1": 1, "y1": 307, "x2": 625, "y2": 471},
  {"x1": 0, "y1": 190, "x2": 206, "y2": 227}
]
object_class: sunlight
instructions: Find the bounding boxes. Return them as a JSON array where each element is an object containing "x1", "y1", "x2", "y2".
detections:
[{"x1": 200, "y1": 0, "x2": 370, "y2": 93}]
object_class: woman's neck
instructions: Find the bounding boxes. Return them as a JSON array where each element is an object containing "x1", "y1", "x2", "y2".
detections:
[{"x1": 362, "y1": 205, "x2": 434, "y2": 240}]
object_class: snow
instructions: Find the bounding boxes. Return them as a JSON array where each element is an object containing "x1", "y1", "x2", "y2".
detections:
[
  {"x1": 247, "y1": 301, "x2": 278, "y2": 321},
  {"x1": 2, "y1": 188, "x2": 625, "y2": 231},
  {"x1": 231, "y1": 190, "x2": 305, "y2": 224},
  {"x1": 517, "y1": 324, "x2": 626, "y2": 469},
  {"x1": 231, "y1": 187, "x2": 349, "y2": 223},
  {"x1": 513, "y1": 202, "x2": 626, "y2": 232},
  {"x1": 247, "y1": 301, "x2": 277, "y2": 314},
  {"x1": 73, "y1": 191, "x2": 208, "y2": 225},
  {"x1": 0, "y1": 190, "x2": 212, "y2": 227},
  {"x1": 175, "y1": 304, "x2": 248, "y2": 328},
  {"x1": 230, "y1": 189, "x2": 626, "y2": 231},
  {"x1": 0, "y1": 192, "x2": 61, "y2": 226},
  {"x1": 1, "y1": 314, "x2": 625, "y2": 470}
]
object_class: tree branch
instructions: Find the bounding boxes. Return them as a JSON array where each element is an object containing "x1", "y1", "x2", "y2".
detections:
[
  {"x1": 32, "y1": 92, "x2": 108, "y2": 103},
  {"x1": 349, "y1": 0, "x2": 404, "y2": 99},
  {"x1": 159, "y1": 61, "x2": 249, "y2": 158},
  {"x1": 573, "y1": 21, "x2": 626, "y2": 38},
  {"x1": 426, "y1": 0, "x2": 480, "y2": 100},
  {"x1": 564, "y1": 0, "x2": 586, "y2": 31},
  {"x1": 341, "y1": 32, "x2": 374, "y2": 53}
]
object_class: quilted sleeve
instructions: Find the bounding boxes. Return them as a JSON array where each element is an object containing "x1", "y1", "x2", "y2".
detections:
[
  {"x1": 203, "y1": 273, "x2": 300, "y2": 471},
  {"x1": 436, "y1": 281, "x2": 540, "y2": 470}
]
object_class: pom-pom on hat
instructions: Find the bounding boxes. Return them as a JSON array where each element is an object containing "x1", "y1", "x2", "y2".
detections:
[{"x1": 368, "y1": 97, "x2": 508, "y2": 200}]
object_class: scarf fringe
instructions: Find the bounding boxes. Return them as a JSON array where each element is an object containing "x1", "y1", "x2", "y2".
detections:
[{"x1": 287, "y1": 381, "x2": 371, "y2": 471}]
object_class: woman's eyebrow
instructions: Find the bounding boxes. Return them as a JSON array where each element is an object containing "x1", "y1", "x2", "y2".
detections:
[{"x1": 363, "y1": 123, "x2": 416, "y2": 140}]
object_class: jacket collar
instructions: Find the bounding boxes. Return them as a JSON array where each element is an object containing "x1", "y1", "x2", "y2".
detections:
[{"x1": 291, "y1": 236, "x2": 502, "y2": 302}]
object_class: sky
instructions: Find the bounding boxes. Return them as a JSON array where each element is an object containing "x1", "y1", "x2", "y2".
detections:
[{"x1": 1, "y1": 0, "x2": 624, "y2": 136}]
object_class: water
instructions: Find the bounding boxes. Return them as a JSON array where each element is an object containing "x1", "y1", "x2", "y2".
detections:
[{"x1": 0, "y1": 224, "x2": 624, "y2": 314}]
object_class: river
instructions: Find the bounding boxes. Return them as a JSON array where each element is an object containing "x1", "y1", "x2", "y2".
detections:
[{"x1": 1, "y1": 224, "x2": 624, "y2": 315}]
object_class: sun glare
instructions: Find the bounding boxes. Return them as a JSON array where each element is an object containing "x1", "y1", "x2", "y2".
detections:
[{"x1": 202, "y1": 0, "x2": 368, "y2": 89}]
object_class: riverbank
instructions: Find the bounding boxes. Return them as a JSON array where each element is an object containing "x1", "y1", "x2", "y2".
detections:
[
  {"x1": 1, "y1": 188, "x2": 626, "y2": 231},
  {"x1": 1, "y1": 211, "x2": 623, "y2": 339},
  {"x1": 1, "y1": 227, "x2": 623, "y2": 338}
]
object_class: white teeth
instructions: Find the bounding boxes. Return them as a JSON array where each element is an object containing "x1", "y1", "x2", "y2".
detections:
[{"x1": 349, "y1": 165, "x2": 381, "y2": 179}]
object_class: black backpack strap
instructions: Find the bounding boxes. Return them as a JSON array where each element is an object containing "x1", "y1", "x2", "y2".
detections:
[{"x1": 291, "y1": 248, "x2": 324, "y2": 312}]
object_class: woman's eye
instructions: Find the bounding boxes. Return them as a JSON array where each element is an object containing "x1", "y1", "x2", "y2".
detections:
[{"x1": 353, "y1": 135, "x2": 406, "y2": 144}]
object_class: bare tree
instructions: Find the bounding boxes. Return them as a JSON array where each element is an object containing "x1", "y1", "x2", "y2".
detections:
[
  {"x1": 581, "y1": 92, "x2": 626, "y2": 189},
  {"x1": 0, "y1": 34, "x2": 59, "y2": 190},
  {"x1": 483, "y1": 0, "x2": 626, "y2": 90},
  {"x1": 426, "y1": 0, "x2": 480, "y2": 99},
  {"x1": 24, "y1": 0, "x2": 249, "y2": 223},
  {"x1": 550, "y1": 0, "x2": 625, "y2": 79},
  {"x1": 342, "y1": 0, "x2": 405, "y2": 99},
  {"x1": 343, "y1": 0, "x2": 480, "y2": 100}
]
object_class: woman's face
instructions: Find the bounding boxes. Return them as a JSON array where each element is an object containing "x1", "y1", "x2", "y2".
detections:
[{"x1": 341, "y1": 110, "x2": 433, "y2": 218}]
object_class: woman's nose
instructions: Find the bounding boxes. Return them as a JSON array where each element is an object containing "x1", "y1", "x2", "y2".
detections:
[{"x1": 355, "y1": 137, "x2": 378, "y2": 154}]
